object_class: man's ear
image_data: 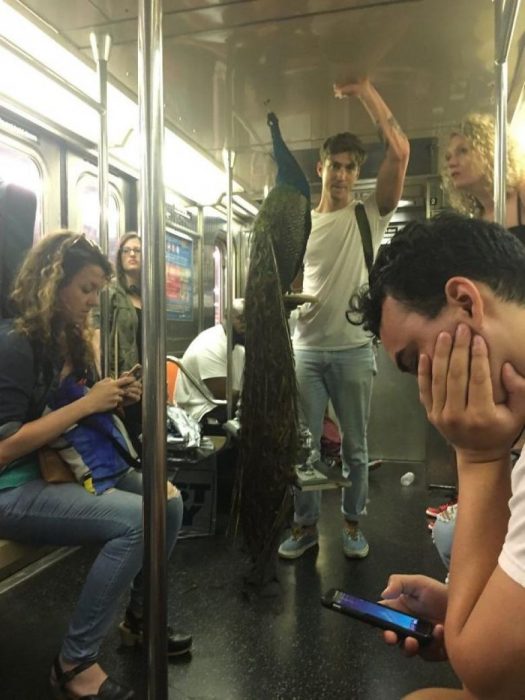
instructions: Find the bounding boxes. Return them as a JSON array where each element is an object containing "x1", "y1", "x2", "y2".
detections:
[
  {"x1": 444, "y1": 277, "x2": 484, "y2": 324},
  {"x1": 316, "y1": 161, "x2": 323, "y2": 178}
]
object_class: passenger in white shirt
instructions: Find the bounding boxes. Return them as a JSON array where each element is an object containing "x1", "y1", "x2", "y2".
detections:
[
  {"x1": 278, "y1": 77, "x2": 409, "y2": 561},
  {"x1": 175, "y1": 299, "x2": 245, "y2": 428},
  {"x1": 353, "y1": 213, "x2": 525, "y2": 700}
]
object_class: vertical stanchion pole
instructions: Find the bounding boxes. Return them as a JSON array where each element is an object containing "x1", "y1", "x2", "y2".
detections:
[
  {"x1": 225, "y1": 147, "x2": 235, "y2": 420},
  {"x1": 138, "y1": 1, "x2": 168, "y2": 698},
  {"x1": 224, "y1": 52, "x2": 235, "y2": 420},
  {"x1": 494, "y1": 0, "x2": 521, "y2": 225},
  {"x1": 90, "y1": 32, "x2": 112, "y2": 377},
  {"x1": 197, "y1": 206, "x2": 205, "y2": 333}
]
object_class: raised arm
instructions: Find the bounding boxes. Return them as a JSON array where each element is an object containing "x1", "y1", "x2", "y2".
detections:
[{"x1": 334, "y1": 78, "x2": 409, "y2": 215}]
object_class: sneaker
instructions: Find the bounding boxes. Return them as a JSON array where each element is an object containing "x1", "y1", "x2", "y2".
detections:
[
  {"x1": 119, "y1": 608, "x2": 192, "y2": 656},
  {"x1": 342, "y1": 523, "x2": 369, "y2": 559},
  {"x1": 425, "y1": 497, "x2": 457, "y2": 519},
  {"x1": 278, "y1": 525, "x2": 319, "y2": 559},
  {"x1": 435, "y1": 502, "x2": 458, "y2": 524}
]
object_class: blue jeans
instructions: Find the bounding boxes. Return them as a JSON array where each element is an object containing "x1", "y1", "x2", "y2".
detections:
[
  {"x1": 432, "y1": 506, "x2": 457, "y2": 571},
  {"x1": 293, "y1": 344, "x2": 376, "y2": 526},
  {"x1": 0, "y1": 469, "x2": 183, "y2": 663}
]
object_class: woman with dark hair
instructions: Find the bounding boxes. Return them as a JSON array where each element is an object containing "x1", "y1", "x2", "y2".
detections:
[
  {"x1": 107, "y1": 232, "x2": 143, "y2": 449},
  {"x1": 0, "y1": 232, "x2": 189, "y2": 700}
]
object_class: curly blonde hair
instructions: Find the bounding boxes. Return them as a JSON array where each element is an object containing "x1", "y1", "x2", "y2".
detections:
[
  {"x1": 441, "y1": 113, "x2": 525, "y2": 217},
  {"x1": 11, "y1": 231, "x2": 113, "y2": 372}
]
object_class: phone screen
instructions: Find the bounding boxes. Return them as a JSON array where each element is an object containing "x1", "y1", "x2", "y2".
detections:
[
  {"x1": 128, "y1": 364, "x2": 142, "y2": 380},
  {"x1": 323, "y1": 589, "x2": 434, "y2": 641},
  {"x1": 335, "y1": 592, "x2": 424, "y2": 632}
]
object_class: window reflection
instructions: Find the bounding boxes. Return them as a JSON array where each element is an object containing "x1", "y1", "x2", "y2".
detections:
[
  {"x1": 76, "y1": 174, "x2": 122, "y2": 260},
  {"x1": 0, "y1": 140, "x2": 43, "y2": 240},
  {"x1": 213, "y1": 244, "x2": 224, "y2": 325}
]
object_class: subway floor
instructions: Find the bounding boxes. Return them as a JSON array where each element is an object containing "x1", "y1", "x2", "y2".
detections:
[{"x1": 0, "y1": 461, "x2": 460, "y2": 699}]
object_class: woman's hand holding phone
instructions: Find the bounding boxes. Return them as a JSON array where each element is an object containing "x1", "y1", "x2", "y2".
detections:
[{"x1": 119, "y1": 364, "x2": 142, "y2": 406}]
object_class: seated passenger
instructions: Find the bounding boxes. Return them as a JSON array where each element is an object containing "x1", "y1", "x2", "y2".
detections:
[
  {"x1": 351, "y1": 213, "x2": 525, "y2": 699},
  {"x1": 175, "y1": 299, "x2": 245, "y2": 429},
  {"x1": 0, "y1": 232, "x2": 191, "y2": 700}
]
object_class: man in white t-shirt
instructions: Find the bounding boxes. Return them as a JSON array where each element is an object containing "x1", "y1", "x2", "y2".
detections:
[
  {"x1": 175, "y1": 300, "x2": 245, "y2": 427},
  {"x1": 278, "y1": 78, "x2": 409, "y2": 560},
  {"x1": 353, "y1": 214, "x2": 525, "y2": 699}
]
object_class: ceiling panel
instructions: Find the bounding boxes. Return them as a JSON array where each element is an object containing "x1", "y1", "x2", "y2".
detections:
[{"x1": 6, "y1": 0, "x2": 525, "y2": 199}]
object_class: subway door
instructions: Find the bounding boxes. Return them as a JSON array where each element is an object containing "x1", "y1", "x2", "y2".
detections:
[{"x1": 0, "y1": 182, "x2": 36, "y2": 317}]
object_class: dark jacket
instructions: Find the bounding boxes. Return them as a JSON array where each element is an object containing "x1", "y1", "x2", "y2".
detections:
[{"x1": 94, "y1": 284, "x2": 139, "y2": 377}]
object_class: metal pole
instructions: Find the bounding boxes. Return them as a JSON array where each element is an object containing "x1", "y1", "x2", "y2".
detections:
[
  {"x1": 225, "y1": 147, "x2": 235, "y2": 419},
  {"x1": 90, "y1": 33, "x2": 112, "y2": 378},
  {"x1": 138, "y1": 2, "x2": 168, "y2": 699},
  {"x1": 494, "y1": 0, "x2": 521, "y2": 225},
  {"x1": 224, "y1": 49, "x2": 235, "y2": 420},
  {"x1": 197, "y1": 206, "x2": 205, "y2": 333},
  {"x1": 494, "y1": 60, "x2": 508, "y2": 226}
]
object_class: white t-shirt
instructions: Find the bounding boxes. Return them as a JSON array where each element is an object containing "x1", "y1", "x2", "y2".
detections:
[
  {"x1": 293, "y1": 193, "x2": 392, "y2": 350},
  {"x1": 499, "y1": 450, "x2": 525, "y2": 586},
  {"x1": 175, "y1": 324, "x2": 245, "y2": 422}
]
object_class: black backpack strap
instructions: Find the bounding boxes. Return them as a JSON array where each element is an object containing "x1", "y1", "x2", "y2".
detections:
[{"x1": 355, "y1": 202, "x2": 373, "y2": 275}]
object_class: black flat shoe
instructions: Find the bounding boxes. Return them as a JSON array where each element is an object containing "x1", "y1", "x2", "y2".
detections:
[
  {"x1": 119, "y1": 608, "x2": 193, "y2": 656},
  {"x1": 50, "y1": 656, "x2": 134, "y2": 700}
]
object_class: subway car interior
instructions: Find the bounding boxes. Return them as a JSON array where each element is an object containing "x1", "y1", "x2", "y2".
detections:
[{"x1": 0, "y1": 0, "x2": 525, "y2": 698}]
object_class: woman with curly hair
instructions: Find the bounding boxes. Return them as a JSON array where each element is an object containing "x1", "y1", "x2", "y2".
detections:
[
  {"x1": 0, "y1": 232, "x2": 190, "y2": 699},
  {"x1": 432, "y1": 115, "x2": 525, "y2": 574},
  {"x1": 442, "y1": 112, "x2": 525, "y2": 237}
]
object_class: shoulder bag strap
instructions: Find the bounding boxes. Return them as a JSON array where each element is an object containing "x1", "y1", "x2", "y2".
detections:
[{"x1": 355, "y1": 202, "x2": 374, "y2": 275}]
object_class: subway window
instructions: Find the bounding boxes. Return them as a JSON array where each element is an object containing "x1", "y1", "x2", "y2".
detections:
[
  {"x1": 0, "y1": 139, "x2": 43, "y2": 240},
  {"x1": 75, "y1": 174, "x2": 123, "y2": 259},
  {"x1": 213, "y1": 243, "x2": 224, "y2": 325}
]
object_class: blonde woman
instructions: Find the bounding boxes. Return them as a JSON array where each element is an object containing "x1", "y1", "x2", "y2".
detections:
[{"x1": 443, "y1": 112, "x2": 525, "y2": 236}]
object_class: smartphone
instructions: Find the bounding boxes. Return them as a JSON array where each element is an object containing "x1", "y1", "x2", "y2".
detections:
[
  {"x1": 321, "y1": 589, "x2": 434, "y2": 644},
  {"x1": 127, "y1": 363, "x2": 142, "y2": 380}
]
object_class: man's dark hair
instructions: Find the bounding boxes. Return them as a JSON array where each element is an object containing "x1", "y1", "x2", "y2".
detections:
[
  {"x1": 319, "y1": 132, "x2": 367, "y2": 167},
  {"x1": 350, "y1": 212, "x2": 525, "y2": 338}
]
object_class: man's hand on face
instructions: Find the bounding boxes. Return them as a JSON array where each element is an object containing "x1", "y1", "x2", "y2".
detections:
[{"x1": 418, "y1": 323, "x2": 525, "y2": 463}]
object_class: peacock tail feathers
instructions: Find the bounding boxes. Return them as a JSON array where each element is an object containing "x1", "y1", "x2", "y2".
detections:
[
  {"x1": 232, "y1": 110, "x2": 311, "y2": 586},
  {"x1": 234, "y1": 224, "x2": 298, "y2": 576}
]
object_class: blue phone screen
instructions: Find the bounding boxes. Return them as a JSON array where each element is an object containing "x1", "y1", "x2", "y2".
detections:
[{"x1": 335, "y1": 592, "x2": 422, "y2": 633}]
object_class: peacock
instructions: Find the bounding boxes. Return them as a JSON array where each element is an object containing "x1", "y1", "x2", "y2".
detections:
[{"x1": 232, "y1": 112, "x2": 312, "y2": 593}]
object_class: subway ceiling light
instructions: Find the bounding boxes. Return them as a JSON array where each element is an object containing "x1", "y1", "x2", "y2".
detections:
[{"x1": 0, "y1": 1, "x2": 247, "y2": 209}]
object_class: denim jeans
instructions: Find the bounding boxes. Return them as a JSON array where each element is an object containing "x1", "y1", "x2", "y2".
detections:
[
  {"x1": 293, "y1": 344, "x2": 376, "y2": 526},
  {"x1": 0, "y1": 469, "x2": 183, "y2": 663},
  {"x1": 432, "y1": 505, "x2": 457, "y2": 571}
]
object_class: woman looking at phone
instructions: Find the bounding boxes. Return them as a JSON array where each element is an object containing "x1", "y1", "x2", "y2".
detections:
[{"x1": 0, "y1": 232, "x2": 190, "y2": 699}]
